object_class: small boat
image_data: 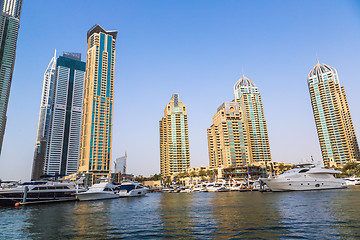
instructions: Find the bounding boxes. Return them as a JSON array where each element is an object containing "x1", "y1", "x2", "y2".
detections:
[
  {"x1": 229, "y1": 181, "x2": 247, "y2": 191},
  {"x1": 0, "y1": 181, "x2": 84, "y2": 206},
  {"x1": 344, "y1": 176, "x2": 360, "y2": 186},
  {"x1": 191, "y1": 184, "x2": 206, "y2": 192},
  {"x1": 260, "y1": 163, "x2": 346, "y2": 192},
  {"x1": 76, "y1": 182, "x2": 119, "y2": 201},
  {"x1": 206, "y1": 181, "x2": 229, "y2": 192},
  {"x1": 118, "y1": 181, "x2": 147, "y2": 197}
]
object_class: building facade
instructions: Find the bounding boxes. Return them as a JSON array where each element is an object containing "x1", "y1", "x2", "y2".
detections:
[
  {"x1": 307, "y1": 61, "x2": 360, "y2": 166},
  {"x1": 44, "y1": 53, "x2": 86, "y2": 176},
  {"x1": 114, "y1": 152, "x2": 127, "y2": 174},
  {"x1": 79, "y1": 25, "x2": 117, "y2": 177},
  {"x1": 234, "y1": 76, "x2": 272, "y2": 165},
  {"x1": 159, "y1": 94, "x2": 190, "y2": 178},
  {"x1": 31, "y1": 51, "x2": 57, "y2": 180},
  {"x1": 207, "y1": 102, "x2": 249, "y2": 168},
  {"x1": 0, "y1": 0, "x2": 22, "y2": 155}
]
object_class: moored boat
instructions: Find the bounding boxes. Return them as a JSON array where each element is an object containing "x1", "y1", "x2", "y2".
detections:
[
  {"x1": 118, "y1": 181, "x2": 147, "y2": 197},
  {"x1": 260, "y1": 163, "x2": 346, "y2": 192},
  {"x1": 0, "y1": 181, "x2": 84, "y2": 206},
  {"x1": 344, "y1": 176, "x2": 360, "y2": 186},
  {"x1": 76, "y1": 182, "x2": 119, "y2": 201}
]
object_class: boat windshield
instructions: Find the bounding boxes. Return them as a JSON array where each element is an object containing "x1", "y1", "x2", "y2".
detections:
[{"x1": 120, "y1": 185, "x2": 135, "y2": 192}]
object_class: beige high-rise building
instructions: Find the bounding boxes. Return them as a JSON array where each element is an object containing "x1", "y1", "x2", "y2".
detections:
[
  {"x1": 234, "y1": 76, "x2": 272, "y2": 165},
  {"x1": 207, "y1": 102, "x2": 250, "y2": 168},
  {"x1": 159, "y1": 94, "x2": 190, "y2": 178},
  {"x1": 308, "y1": 61, "x2": 360, "y2": 166},
  {"x1": 79, "y1": 25, "x2": 117, "y2": 177}
]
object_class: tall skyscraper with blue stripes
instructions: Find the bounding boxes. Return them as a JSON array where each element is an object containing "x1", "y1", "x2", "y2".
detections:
[
  {"x1": 234, "y1": 76, "x2": 272, "y2": 165},
  {"x1": 0, "y1": 0, "x2": 22, "y2": 156},
  {"x1": 79, "y1": 25, "x2": 117, "y2": 178},
  {"x1": 308, "y1": 61, "x2": 359, "y2": 167}
]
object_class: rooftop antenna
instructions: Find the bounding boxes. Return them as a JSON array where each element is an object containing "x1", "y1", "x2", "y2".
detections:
[
  {"x1": 242, "y1": 66, "x2": 245, "y2": 78},
  {"x1": 316, "y1": 53, "x2": 319, "y2": 64}
]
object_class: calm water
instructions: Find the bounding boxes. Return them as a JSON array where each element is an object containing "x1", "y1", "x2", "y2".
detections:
[{"x1": 1, "y1": 187, "x2": 360, "y2": 239}]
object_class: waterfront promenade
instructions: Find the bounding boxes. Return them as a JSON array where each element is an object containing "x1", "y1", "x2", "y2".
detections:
[{"x1": 1, "y1": 187, "x2": 360, "y2": 239}]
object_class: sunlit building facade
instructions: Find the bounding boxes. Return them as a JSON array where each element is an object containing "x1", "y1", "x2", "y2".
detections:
[
  {"x1": 308, "y1": 62, "x2": 360, "y2": 166},
  {"x1": 207, "y1": 102, "x2": 249, "y2": 168},
  {"x1": 234, "y1": 76, "x2": 272, "y2": 165},
  {"x1": 79, "y1": 25, "x2": 117, "y2": 176},
  {"x1": 160, "y1": 94, "x2": 190, "y2": 178},
  {"x1": 0, "y1": 0, "x2": 22, "y2": 155}
]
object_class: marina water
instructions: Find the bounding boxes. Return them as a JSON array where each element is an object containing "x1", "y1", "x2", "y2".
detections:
[{"x1": 1, "y1": 187, "x2": 360, "y2": 239}]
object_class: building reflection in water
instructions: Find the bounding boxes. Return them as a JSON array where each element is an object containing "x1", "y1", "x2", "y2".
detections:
[
  {"x1": 276, "y1": 189, "x2": 360, "y2": 239},
  {"x1": 208, "y1": 192, "x2": 284, "y2": 239},
  {"x1": 23, "y1": 200, "x2": 114, "y2": 239},
  {"x1": 159, "y1": 193, "x2": 196, "y2": 238}
]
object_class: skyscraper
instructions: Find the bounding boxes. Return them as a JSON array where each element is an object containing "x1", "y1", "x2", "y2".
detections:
[
  {"x1": 207, "y1": 102, "x2": 249, "y2": 168},
  {"x1": 159, "y1": 94, "x2": 190, "y2": 178},
  {"x1": 234, "y1": 76, "x2": 272, "y2": 165},
  {"x1": 307, "y1": 61, "x2": 360, "y2": 166},
  {"x1": 31, "y1": 50, "x2": 57, "y2": 180},
  {"x1": 0, "y1": 0, "x2": 22, "y2": 155},
  {"x1": 114, "y1": 152, "x2": 127, "y2": 175},
  {"x1": 79, "y1": 25, "x2": 117, "y2": 178},
  {"x1": 44, "y1": 52, "x2": 86, "y2": 176}
]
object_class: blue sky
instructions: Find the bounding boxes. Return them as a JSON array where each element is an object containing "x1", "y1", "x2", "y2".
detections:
[{"x1": 1, "y1": 0, "x2": 360, "y2": 180}]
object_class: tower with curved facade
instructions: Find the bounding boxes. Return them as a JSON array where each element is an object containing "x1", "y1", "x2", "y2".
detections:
[
  {"x1": 31, "y1": 51, "x2": 57, "y2": 180},
  {"x1": 233, "y1": 76, "x2": 272, "y2": 165},
  {"x1": 307, "y1": 61, "x2": 360, "y2": 167}
]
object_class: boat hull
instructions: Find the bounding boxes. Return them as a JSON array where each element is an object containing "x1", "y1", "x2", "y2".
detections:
[
  {"x1": 0, "y1": 190, "x2": 78, "y2": 206},
  {"x1": 261, "y1": 178, "x2": 347, "y2": 192}
]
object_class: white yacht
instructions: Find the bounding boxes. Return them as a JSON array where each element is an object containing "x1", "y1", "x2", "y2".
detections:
[
  {"x1": 228, "y1": 180, "x2": 247, "y2": 191},
  {"x1": 206, "y1": 181, "x2": 229, "y2": 192},
  {"x1": 76, "y1": 182, "x2": 119, "y2": 201},
  {"x1": 344, "y1": 176, "x2": 360, "y2": 186},
  {"x1": 0, "y1": 181, "x2": 84, "y2": 206},
  {"x1": 260, "y1": 164, "x2": 346, "y2": 192},
  {"x1": 118, "y1": 181, "x2": 147, "y2": 197}
]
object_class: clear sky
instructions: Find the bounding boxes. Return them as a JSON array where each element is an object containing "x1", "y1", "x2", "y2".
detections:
[{"x1": 1, "y1": 0, "x2": 360, "y2": 181}]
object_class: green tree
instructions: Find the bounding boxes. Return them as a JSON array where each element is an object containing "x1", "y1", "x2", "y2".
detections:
[
  {"x1": 198, "y1": 170, "x2": 206, "y2": 176},
  {"x1": 342, "y1": 161, "x2": 360, "y2": 177}
]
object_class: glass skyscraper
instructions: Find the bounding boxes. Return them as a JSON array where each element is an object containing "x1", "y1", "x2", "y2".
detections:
[
  {"x1": 79, "y1": 25, "x2": 117, "y2": 178},
  {"x1": 44, "y1": 53, "x2": 86, "y2": 176},
  {"x1": 160, "y1": 94, "x2": 190, "y2": 178},
  {"x1": 0, "y1": 0, "x2": 22, "y2": 155},
  {"x1": 32, "y1": 52, "x2": 86, "y2": 179},
  {"x1": 308, "y1": 61, "x2": 360, "y2": 166},
  {"x1": 234, "y1": 76, "x2": 272, "y2": 165},
  {"x1": 31, "y1": 50, "x2": 57, "y2": 180}
]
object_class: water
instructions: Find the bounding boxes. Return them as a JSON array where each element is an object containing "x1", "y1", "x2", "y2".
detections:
[{"x1": 1, "y1": 187, "x2": 360, "y2": 239}]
